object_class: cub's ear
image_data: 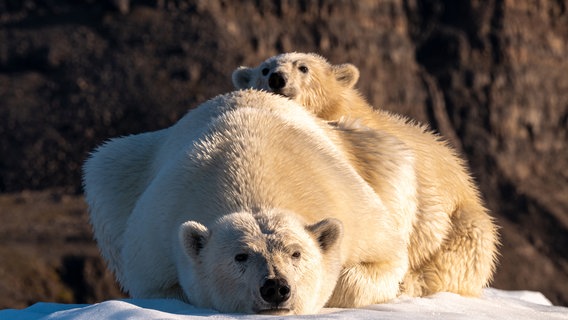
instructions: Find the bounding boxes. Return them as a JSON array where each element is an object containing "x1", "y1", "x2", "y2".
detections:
[
  {"x1": 332, "y1": 63, "x2": 360, "y2": 88},
  {"x1": 306, "y1": 218, "x2": 343, "y2": 252},
  {"x1": 232, "y1": 66, "x2": 254, "y2": 89},
  {"x1": 179, "y1": 221, "x2": 210, "y2": 260}
]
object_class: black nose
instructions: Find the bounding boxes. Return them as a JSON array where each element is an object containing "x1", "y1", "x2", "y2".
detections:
[
  {"x1": 268, "y1": 72, "x2": 286, "y2": 90},
  {"x1": 260, "y1": 277, "x2": 291, "y2": 304}
]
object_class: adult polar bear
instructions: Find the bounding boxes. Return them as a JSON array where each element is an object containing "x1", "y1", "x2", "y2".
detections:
[
  {"x1": 83, "y1": 90, "x2": 417, "y2": 314},
  {"x1": 233, "y1": 52, "x2": 499, "y2": 300}
]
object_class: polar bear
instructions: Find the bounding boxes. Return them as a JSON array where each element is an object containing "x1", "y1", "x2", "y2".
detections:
[
  {"x1": 83, "y1": 90, "x2": 418, "y2": 314},
  {"x1": 233, "y1": 53, "x2": 499, "y2": 299}
]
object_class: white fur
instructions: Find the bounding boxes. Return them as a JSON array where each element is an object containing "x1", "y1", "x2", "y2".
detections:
[
  {"x1": 233, "y1": 53, "x2": 499, "y2": 300},
  {"x1": 84, "y1": 90, "x2": 416, "y2": 314}
]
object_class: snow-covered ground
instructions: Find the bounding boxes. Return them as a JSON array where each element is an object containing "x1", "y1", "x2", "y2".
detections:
[{"x1": 2, "y1": 289, "x2": 567, "y2": 320}]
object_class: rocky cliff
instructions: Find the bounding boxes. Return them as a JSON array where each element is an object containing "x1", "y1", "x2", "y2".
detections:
[{"x1": 0, "y1": 0, "x2": 566, "y2": 307}]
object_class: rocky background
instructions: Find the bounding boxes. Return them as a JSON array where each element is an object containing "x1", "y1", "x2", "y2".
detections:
[{"x1": 0, "y1": 0, "x2": 566, "y2": 309}]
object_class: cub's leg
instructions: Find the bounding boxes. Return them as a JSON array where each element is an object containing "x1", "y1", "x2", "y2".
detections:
[
  {"x1": 403, "y1": 201, "x2": 499, "y2": 297},
  {"x1": 326, "y1": 259, "x2": 407, "y2": 307},
  {"x1": 327, "y1": 120, "x2": 418, "y2": 307}
]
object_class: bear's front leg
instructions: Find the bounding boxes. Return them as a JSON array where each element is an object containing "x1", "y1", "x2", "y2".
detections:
[{"x1": 325, "y1": 259, "x2": 407, "y2": 308}]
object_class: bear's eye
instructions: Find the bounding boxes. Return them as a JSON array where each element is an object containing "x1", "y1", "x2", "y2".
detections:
[
  {"x1": 261, "y1": 68, "x2": 270, "y2": 76},
  {"x1": 235, "y1": 253, "x2": 249, "y2": 262},
  {"x1": 291, "y1": 251, "x2": 301, "y2": 259},
  {"x1": 298, "y1": 65, "x2": 309, "y2": 73}
]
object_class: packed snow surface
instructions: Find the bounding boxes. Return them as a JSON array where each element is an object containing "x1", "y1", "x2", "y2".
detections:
[{"x1": 2, "y1": 288, "x2": 567, "y2": 320}]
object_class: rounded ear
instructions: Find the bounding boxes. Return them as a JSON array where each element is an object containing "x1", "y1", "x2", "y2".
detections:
[
  {"x1": 332, "y1": 63, "x2": 360, "y2": 88},
  {"x1": 179, "y1": 221, "x2": 210, "y2": 260},
  {"x1": 306, "y1": 218, "x2": 343, "y2": 252},
  {"x1": 232, "y1": 66, "x2": 254, "y2": 89}
]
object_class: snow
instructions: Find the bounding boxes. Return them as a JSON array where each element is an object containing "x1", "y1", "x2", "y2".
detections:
[{"x1": 1, "y1": 289, "x2": 567, "y2": 320}]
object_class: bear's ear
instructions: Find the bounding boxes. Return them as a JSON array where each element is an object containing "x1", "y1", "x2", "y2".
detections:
[
  {"x1": 232, "y1": 66, "x2": 254, "y2": 89},
  {"x1": 332, "y1": 64, "x2": 360, "y2": 88},
  {"x1": 306, "y1": 218, "x2": 343, "y2": 253},
  {"x1": 179, "y1": 221, "x2": 210, "y2": 259}
]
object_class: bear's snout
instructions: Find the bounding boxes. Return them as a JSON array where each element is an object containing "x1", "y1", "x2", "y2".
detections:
[
  {"x1": 259, "y1": 277, "x2": 291, "y2": 304},
  {"x1": 268, "y1": 72, "x2": 286, "y2": 90}
]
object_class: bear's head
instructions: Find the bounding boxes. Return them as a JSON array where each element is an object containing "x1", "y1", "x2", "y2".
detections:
[
  {"x1": 232, "y1": 52, "x2": 359, "y2": 119},
  {"x1": 178, "y1": 209, "x2": 343, "y2": 314}
]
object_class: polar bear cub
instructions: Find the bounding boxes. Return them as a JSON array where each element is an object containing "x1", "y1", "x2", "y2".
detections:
[
  {"x1": 84, "y1": 90, "x2": 417, "y2": 314},
  {"x1": 233, "y1": 53, "x2": 499, "y2": 299}
]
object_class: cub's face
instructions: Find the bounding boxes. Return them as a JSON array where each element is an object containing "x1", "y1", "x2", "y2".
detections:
[
  {"x1": 178, "y1": 210, "x2": 343, "y2": 315},
  {"x1": 232, "y1": 52, "x2": 359, "y2": 117}
]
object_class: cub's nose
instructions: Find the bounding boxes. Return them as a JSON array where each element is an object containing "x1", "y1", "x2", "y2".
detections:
[
  {"x1": 268, "y1": 72, "x2": 286, "y2": 90},
  {"x1": 260, "y1": 277, "x2": 291, "y2": 304}
]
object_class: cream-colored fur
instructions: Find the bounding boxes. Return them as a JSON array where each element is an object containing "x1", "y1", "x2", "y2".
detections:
[
  {"x1": 83, "y1": 90, "x2": 417, "y2": 313},
  {"x1": 233, "y1": 53, "x2": 499, "y2": 300}
]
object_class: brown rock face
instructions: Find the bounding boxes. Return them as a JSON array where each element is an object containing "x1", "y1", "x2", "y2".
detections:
[{"x1": 0, "y1": 0, "x2": 566, "y2": 307}]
